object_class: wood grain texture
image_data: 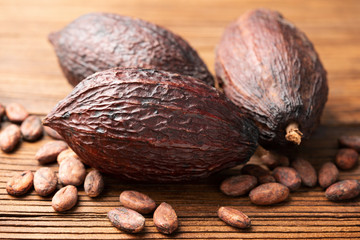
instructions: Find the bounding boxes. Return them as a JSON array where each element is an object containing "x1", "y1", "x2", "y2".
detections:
[{"x1": 1, "y1": 0, "x2": 360, "y2": 239}]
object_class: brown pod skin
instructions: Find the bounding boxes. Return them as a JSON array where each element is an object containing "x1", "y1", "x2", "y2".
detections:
[
  {"x1": 218, "y1": 207, "x2": 251, "y2": 229},
  {"x1": 241, "y1": 164, "x2": 275, "y2": 184},
  {"x1": 5, "y1": 103, "x2": 29, "y2": 123},
  {"x1": 215, "y1": 9, "x2": 328, "y2": 150},
  {"x1": 291, "y1": 158, "x2": 317, "y2": 187},
  {"x1": 249, "y1": 182, "x2": 289, "y2": 205},
  {"x1": 43, "y1": 68, "x2": 258, "y2": 182},
  {"x1": 57, "y1": 148, "x2": 80, "y2": 164},
  {"x1": 335, "y1": 148, "x2": 358, "y2": 170},
  {"x1": 35, "y1": 140, "x2": 68, "y2": 164},
  {"x1": 20, "y1": 115, "x2": 44, "y2": 142},
  {"x1": 44, "y1": 126, "x2": 64, "y2": 140},
  {"x1": 153, "y1": 202, "x2": 178, "y2": 234},
  {"x1": 273, "y1": 167, "x2": 302, "y2": 191},
  {"x1": 84, "y1": 169, "x2": 104, "y2": 197},
  {"x1": 339, "y1": 136, "x2": 360, "y2": 152},
  {"x1": 325, "y1": 180, "x2": 360, "y2": 201},
  {"x1": 220, "y1": 175, "x2": 257, "y2": 196},
  {"x1": 6, "y1": 171, "x2": 34, "y2": 196},
  {"x1": 107, "y1": 207, "x2": 145, "y2": 233},
  {"x1": 120, "y1": 190, "x2": 156, "y2": 214},
  {"x1": 49, "y1": 12, "x2": 214, "y2": 87},
  {"x1": 52, "y1": 185, "x2": 78, "y2": 212},
  {"x1": 318, "y1": 162, "x2": 339, "y2": 188},
  {"x1": 34, "y1": 167, "x2": 58, "y2": 196},
  {"x1": 59, "y1": 158, "x2": 86, "y2": 186},
  {"x1": 0, "y1": 124, "x2": 21, "y2": 153}
]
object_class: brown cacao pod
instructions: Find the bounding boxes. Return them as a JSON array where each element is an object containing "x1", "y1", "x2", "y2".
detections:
[
  {"x1": 215, "y1": 9, "x2": 328, "y2": 150},
  {"x1": 49, "y1": 13, "x2": 214, "y2": 87},
  {"x1": 43, "y1": 68, "x2": 258, "y2": 182}
]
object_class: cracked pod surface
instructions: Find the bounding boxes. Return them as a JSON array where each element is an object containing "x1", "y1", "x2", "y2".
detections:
[
  {"x1": 43, "y1": 68, "x2": 258, "y2": 182},
  {"x1": 215, "y1": 9, "x2": 328, "y2": 150},
  {"x1": 49, "y1": 12, "x2": 214, "y2": 87}
]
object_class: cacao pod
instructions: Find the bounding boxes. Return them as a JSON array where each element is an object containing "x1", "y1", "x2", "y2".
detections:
[
  {"x1": 43, "y1": 68, "x2": 258, "y2": 182},
  {"x1": 49, "y1": 12, "x2": 214, "y2": 87},
  {"x1": 215, "y1": 9, "x2": 328, "y2": 150}
]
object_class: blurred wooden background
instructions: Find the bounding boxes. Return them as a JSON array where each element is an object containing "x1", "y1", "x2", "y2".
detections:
[{"x1": 1, "y1": 0, "x2": 360, "y2": 239}]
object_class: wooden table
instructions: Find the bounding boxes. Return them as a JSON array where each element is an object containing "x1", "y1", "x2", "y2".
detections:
[{"x1": 1, "y1": 0, "x2": 360, "y2": 239}]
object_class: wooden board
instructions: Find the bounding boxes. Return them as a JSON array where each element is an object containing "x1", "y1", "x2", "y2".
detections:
[{"x1": 1, "y1": 0, "x2": 360, "y2": 239}]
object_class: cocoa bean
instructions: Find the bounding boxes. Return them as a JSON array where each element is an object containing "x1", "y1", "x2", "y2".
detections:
[
  {"x1": 52, "y1": 185, "x2": 78, "y2": 212},
  {"x1": 335, "y1": 148, "x2": 358, "y2": 170},
  {"x1": 217, "y1": 206, "x2": 251, "y2": 229},
  {"x1": 318, "y1": 162, "x2": 339, "y2": 188},
  {"x1": 153, "y1": 202, "x2": 178, "y2": 234},
  {"x1": 0, "y1": 124, "x2": 21, "y2": 153},
  {"x1": 34, "y1": 167, "x2": 58, "y2": 196},
  {"x1": 107, "y1": 207, "x2": 145, "y2": 233},
  {"x1": 35, "y1": 140, "x2": 68, "y2": 164},
  {"x1": 6, "y1": 170, "x2": 34, "y2": 196},
  {"x1": 260, "y1": 152, "x2": 289, "y2": 169},
  {"x1": 241, "y1": 164, "x2": 275, "y2": 184},
  {"x1": 84, "y1": 169, "x2": 104, "y2": 197},
  {"x1": 325, "y1": 180, "x2": 360, "y2": 201},
  {"x1": 57, "y1": 148, "x2": 80, "y2": 164},
  {"x1": 44, "y1": 126, "x2": 64, "y2": 140},
  {"x1": 249, "y1": 182, "x2": 289, "y2": 205},
  {"x1": 59, "y1": 158, "x2": 86, "y2": 186},
  {"x1": 338, "y1": 135, "x2": 360, "y2": 152},
  {"x1": 220, "y1": 175, "x2": 257, "y2": 196},
  {"x1": 291, "y1": 158, "x2": 317, "y2": 187},
  {"x1": 5, "y1": 103, "x2": 29, "y2": 123},
  {"x1": 273, "y1": 167, "x2": 301, "y2": 191},
  {"x1": 0, "y1": 103, "x2": 5, "y2": 121},
  {"x1": 120, "y1": 190, "x2": 156, "y2": 214},
  {"x1": 20, "y1": 115, "x2": 43, "y2": 142}
]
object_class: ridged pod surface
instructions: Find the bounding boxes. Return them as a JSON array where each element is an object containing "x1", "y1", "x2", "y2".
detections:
[
  {"x1": 49, "y1": 12, "x2": 214, "y2": 87},
  {"x1": 215, "y1": 9, "x2": 328, "y2": 150},
  {"x1": 43, "y1": 68, "x2": 258, "y2": 182}
]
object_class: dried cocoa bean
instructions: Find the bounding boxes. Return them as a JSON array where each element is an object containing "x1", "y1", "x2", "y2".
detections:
[
  {"x1": 84, "y1": 169, "x2": 104, "y2": 197},
  {"x1": 5, "y1": 103, "x2": 29, "y2": 123},
  {"x1": 325, "y1": 180, "x2": 360, "y2": 201},
  {"x1": 215, "y1": 9, "x2": 328, "y2": 150},
  {"x1": 35, "y1": 140, "x2": 68, "y2": 164},
  {"x1": 34, "y1": 167, "x2": 58, "y2": 196},
  {"x1": 107, "y1": 207, "x2": 145, "y2": 233},
  {"x1": 335, "y1": 148, "x2": 358, "y2": 170},
  {"x1": 57, "y1": 148, "x2": 80, "y2": 164},
  {"x1": 273, "y1": 167, "x2": 301, "y2": 191},
  {"x1": 44, "y1": 126, "x2": 64, "y2": 140},
  {"x1": 220, "y1": 175, "x2": 257, "y2": 196},
  {"x1": 338, "y1": 135, "x2": 360, "y2": 152},
  {"x1": 20, "y1": 115, "x2": 43, "y2": 142},
  {"x1": 153, "y1": 202, "x2": 178, "y2": 234},
  {"x1": 43, "y1": 68, "x2": 258, "y2": 182},
  {"x1": 318, "y1": 162, "x2": 339, "y2": 188},
  {"x1": 291, "y1": 158, "x2": 317, "y2": 187},
  {"x1": 0, "y1": 124, "x2": 21, "y2": 153},
  {"x1": 120, "y1": 190, "x2": 156, "y2": 214},
  {"x1": 6, "y1": 170, "x2": 34, "y2": 196},
  {"x1": 49, "y1": 13, "x2": 214, "y2": 87},
  {"x1": 217, "y1": 206, "x2": 251, "y2": 229},
  {"x1": 241, "y1": 164, "x2": 275, "y2": 184},
  {"x1": 249, "y1": 182, "x2": 289, "y2": 205},
  {"x1": 260, "y1": 152, "x2": 289, "y2": 169},
  {"x1": 52, "y1": 185, "x2": 78, "y2": 212},
  {"x1": 59, "y1": 158, "x2": 86, "y2": 186}
]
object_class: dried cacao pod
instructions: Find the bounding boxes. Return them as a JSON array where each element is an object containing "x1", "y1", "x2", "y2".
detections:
[
  {"x1": 49, "y1": 12, "x2": 214, "y2": 87},
  {"x1": 215, "y1": 9, "x2": 328, "y2": 150},
  {"x1": 43, "y1": 68, "x2": 258, "y2": 182}
]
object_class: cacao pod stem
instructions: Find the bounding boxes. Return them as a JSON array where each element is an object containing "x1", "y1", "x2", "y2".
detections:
[{"x1": 285, "y1": 122, "x2": 302, "y2": 145}]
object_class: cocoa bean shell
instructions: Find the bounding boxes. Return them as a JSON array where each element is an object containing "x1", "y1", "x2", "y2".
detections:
[
  {"x1": 44, "y1": 126, "x2": 64, "y2": 140},
  {"x1": 249, "y1": 182, "x2": 289, "y2": 205},
  {"x1": 35, "y1": 140, "x2": 68, "y2": 164},
  {"x1": 59, "y1": 158, "x2": 86, "y2": 186},
  {"x1": 20, "y1": 115, "x2": 43, "y2": 142},
  {"x1": 6, "y1": 170, "x2": 34, "y2": 196},
  {"x1": 84, "y1": 169, "x2": 104, "y2": 197},
  {"x1": 153, "y1": 202, "x2": 178, "y2": 234},
  {"x1": 43, "y1": 68, "x2": 258, "y2": 182},
  {"x1": 318, "y1": 162, "x2": 339, "y2": 188},
  {"x1": 291, "y1": 158, "x2": 317, "y2": 187},
  {"x1": 0, "y1": 124, "x2": 21, "y2": 153},
  {"x1": 335, "y1": 148, "x2": 358, "y2": 170},
  {"x1": 120, "y1": 190, "x2": 156, "y2": 214},
  {"x1": 107, "y1": 207, "x2": 145, "y2": 233},
  {"x1": 5, "y1": 103, "x2": 29, "y2": 123},
  {"x1": 34, "y1": 167, "x2": 58, "y2": 196},
  {"x1": 52, "y1": 185, "x2": 78, "y2": 212},
  {"x1": 273, "y1": 167, "x2": 301, "y2": 191},
  {"x1": 218, "y1": 206, "x2": 251, "y2": 229},
  {"x1": 220, "y1": 175, "x2": 257, "y2": 196},
  {"x1": 215, "y1": 8, "x2": 328, "y2": 150},
  {"x1": 325, "y1": 180, "x2": 360, "y2": 201},
  {"x1": 49, "y1": 13, "x2": 214, "y2": 87},
  {"x1": 338, "y1": 136, "x2": 360, "y2": 152}
]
